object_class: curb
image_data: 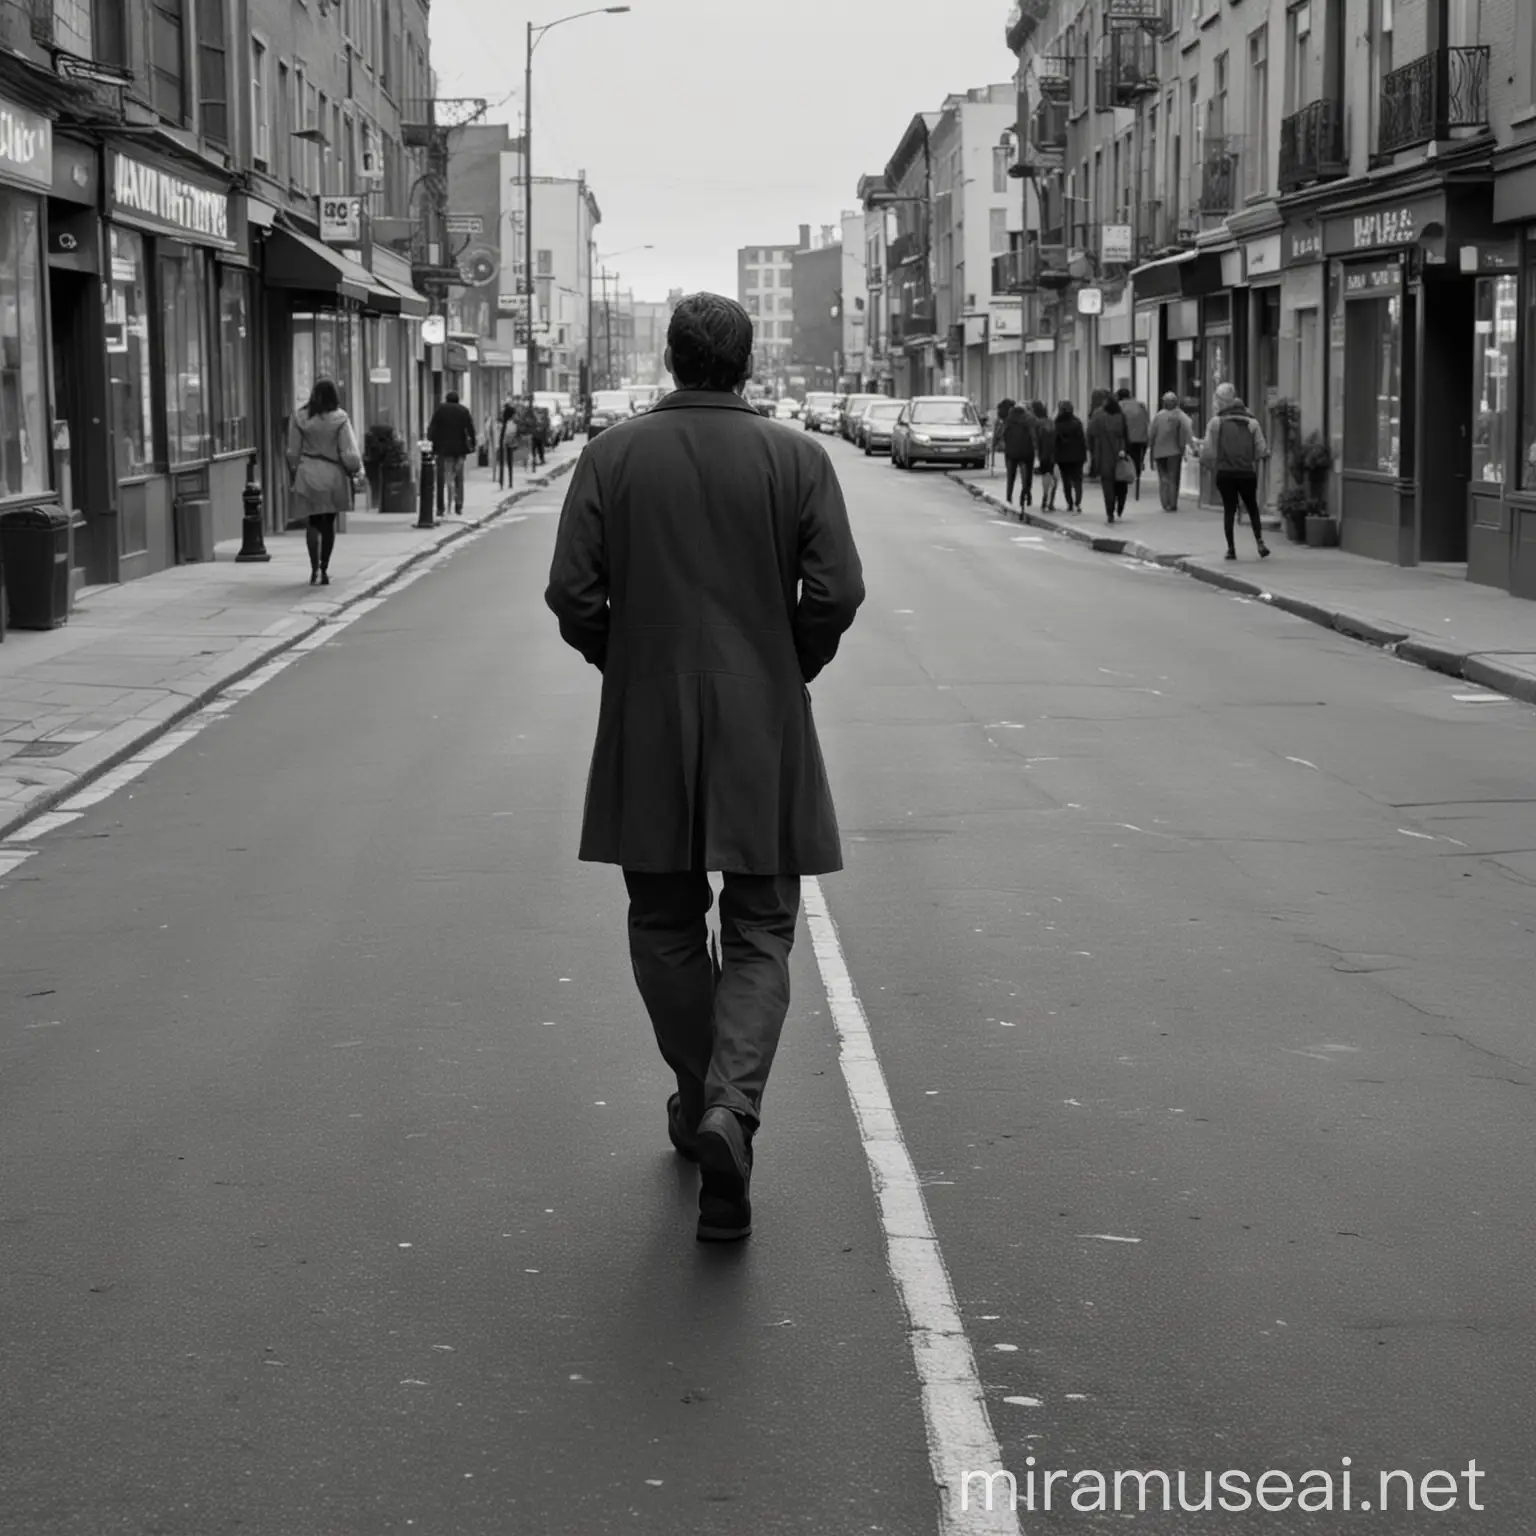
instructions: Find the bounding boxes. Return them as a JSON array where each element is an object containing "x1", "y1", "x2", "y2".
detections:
[
  {"x1": 0, "y1": 456, "x2": 577, "y2": 842},
  {"x1": 947, "y1": 471, "x2": 1536, "y2": 707}
]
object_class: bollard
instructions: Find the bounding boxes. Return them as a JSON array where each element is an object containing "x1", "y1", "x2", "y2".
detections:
[
  {"x1": 235, "y1": 454, "x2": 272, "y2": 562},
  {"x1": 416, "y1": 442, "x2": 436, "y2": 529}
]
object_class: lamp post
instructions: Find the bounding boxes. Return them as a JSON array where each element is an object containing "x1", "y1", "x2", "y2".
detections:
[{"x1": 526, "y1": 6, "x2": 631, "y2": 396}]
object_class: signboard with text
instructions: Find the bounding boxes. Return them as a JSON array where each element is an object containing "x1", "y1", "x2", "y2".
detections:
[
  {"x1": 319, "y1": 196, "x2": 362, "y2": 245},
  {"x1": 1341, "y1": 261, "x2": 1403, "y2": 300},
  {"x1": 1324, "y1": 195, "x2": 1445, "y2": 256},
  {"x1": 108, "y1": 150, "x2": 233, "y2": 248},
  {"x1": 0, "y1": 94, "x2": 53, "y2": 191},
  {"x1": 1101, "y1": 224, "x2": 1132, "y2": 264}
]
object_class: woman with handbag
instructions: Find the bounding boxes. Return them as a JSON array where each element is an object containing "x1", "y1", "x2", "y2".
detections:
[
  {"x1": 286, "y1": 377, "x2": 363, "y2": 586},
  {"x1": 1086, "y1": 392, "x2": 1130, "y2": 523}
]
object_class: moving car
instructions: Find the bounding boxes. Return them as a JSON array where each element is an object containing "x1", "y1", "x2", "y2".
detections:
[
  {"x1": 533, "y1": 392, "x2": 573, "y2": 442},
  {"x1": 889, "y1": 396, "x2": 988, "y2": 470},
  {"x1": 839, "y1": 394, "x2": 884, "y2": 441},
  {"x1": 858, "y1": 399, "x2": 909, "y2": 455},
  {"x1": 801, "y1": 392, "x2": 838, "y2": 431},
  {"x1": 587, "y1": 389, "x2": 635, "y2": 438}
]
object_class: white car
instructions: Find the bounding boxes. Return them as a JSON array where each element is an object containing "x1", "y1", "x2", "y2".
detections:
[
  {"x1": 533, "y1": 393, "x2": 572, "y2": 441},
  {"x1": 773, "y1": 398, "x2": 801, "y2": 420},
  {"x1": 587, "y1": 389, "x2": 635, "y2": 438}
]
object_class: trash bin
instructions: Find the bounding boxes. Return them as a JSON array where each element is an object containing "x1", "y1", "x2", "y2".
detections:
[
  {"x1": 0, "y1": 504, "x2": 71, "y2": 630},
  {"x1": 175, "y1": 497, "x2": 215, "y2": 562}
]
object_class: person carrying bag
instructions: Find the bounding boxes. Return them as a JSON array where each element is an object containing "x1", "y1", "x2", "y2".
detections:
[{"x1": 286, "y1": 376, "x2": 363, "y2": 586}]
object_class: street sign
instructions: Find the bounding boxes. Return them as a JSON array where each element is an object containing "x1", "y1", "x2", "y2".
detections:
[
  {"x1": 1077, "y1": 286, "x2": 1104, "y2": 315},
  {"x1": 498, "y1": 293, "x2": 529, "y2": 315},
  {"x1": 1102, "y1": 223, "x2": 1133, "y2": 263},
  {"x1": 445, "y1": 212, "x2": 483, "y2": 235},
  {"x1": 319, "y1": 195, "x2": 361, "y2": 244},
  {"x1": 421, "y1": 315, "x2": 447, "y2": 345}
]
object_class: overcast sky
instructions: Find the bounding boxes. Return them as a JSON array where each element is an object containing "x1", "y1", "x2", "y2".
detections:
[{"x1": 428, "y1": 0, "x2": 1014, "y2": 303}]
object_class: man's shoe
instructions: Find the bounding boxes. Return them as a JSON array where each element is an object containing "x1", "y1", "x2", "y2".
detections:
[
  {"x1": 667, "y1": 1092, "x2": 699, "y2": 1161},
  {"x1": 695, "y1": 1106, "x2": 752, "y2": 1242}
]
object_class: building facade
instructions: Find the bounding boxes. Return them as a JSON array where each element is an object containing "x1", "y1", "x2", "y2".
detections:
[
  {"x1": 857, "y1": 175, "x2": 891, "y2": 392},
  {"x1": 1002, "y1": 0, "x2": 1535, "y2": 599},
  {"x1": 791, "y1": 240, "x2": 841, "y2": 387},
  {"x1": 737, "y1": 236, "x2": 799, "y2": 384},
  {"x1": 840, "y1": 209, "x2": 867, "y2": 388},
  {"x1": 878, "y1": 113, "x2": 941, "y2": 399}
]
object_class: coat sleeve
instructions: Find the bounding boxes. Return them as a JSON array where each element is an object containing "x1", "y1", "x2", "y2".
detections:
[
  {"x1": 544, "y1": 449, "x2": 609, "y2": 671},
  {"x1": 1200, "y1": 415, "x2": 1220, "y2": 466},
  {"x1": 1251, "y1": 418, "x2": 1269, "y2": 459},
  {"x1": 794, "y1": 454, "x2": 864, "y2": 684},
  {"x1": 285, "y1": 413, "x2": 301, "y2": 472}
]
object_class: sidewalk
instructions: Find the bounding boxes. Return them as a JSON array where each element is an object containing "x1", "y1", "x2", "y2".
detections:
[
  {"x1": 0, "y1": 446, "x2": 579, "y2": 838},
  {"x1": 949, "y1": 465, "x2": 1536, "y2": 706}
]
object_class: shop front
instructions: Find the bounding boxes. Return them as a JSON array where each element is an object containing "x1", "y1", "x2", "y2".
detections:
[
  {"x1": 0, "y1": 91, "x2": 58, "y2": 592},
  {"x1": 100, "y1": 144, "x2": 246, "y2": 579},
  {"x1": 1321, "y1": 181, "x2": 1493, "y2": 568},
  {"x1": 1278, "y1": 213, "x2": 1327, "y2": 453}
]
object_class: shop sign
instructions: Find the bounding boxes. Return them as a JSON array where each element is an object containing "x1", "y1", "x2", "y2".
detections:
[
  {"x1": 1325, "y1": 196, "x2": 1442, "y2": 256},
  {"x1": 0, "y1": 95, "x2": 53, "y2": 190},
  {"x1": 421, "y1": 315, "x2": 447, "y2": 345},
  {"x1": 1342, "y1": 262, "x2": 1402, "y2": 300},
  {"x1": 1101, "y1": 224, "x2": 1132, "y2": 263},
  {"x1": 369, "y1": 366, "x2": 392, "y2": 385},
  {"x1": 110, "y1": 151, "x2": 232, "y2": 247},
  {"x1": 989, "y1": 298, "x2": 1023, "y2": 338},
  {"x1": 1282, "y1": 226, "x2": 1323, "y2": 266},
  {"x1": 319, "y1": 196, "x2": 363, "y2": 244},
  {"x1": 498, "y1": 293, "x2": 529, "y2": 315},
  {"x1": 1077, "y1": 286, "x2": 1103, "y2": 315},
  {"x1": 1245, "y1": 235, "x2": 1281, "y2": 277}
]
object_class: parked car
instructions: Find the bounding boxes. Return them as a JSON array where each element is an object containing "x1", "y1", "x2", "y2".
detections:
[
  {"x1": 627, "y1": 384, "x2": 664, "y2": 414},
  {"x1": 815, "y1": 395, "x2": 848, "y2": 434},
  {"x1": 839, "y1": 394, "x2": 884, "y2": 441},
  {"x1": 889, "y1": 396, "x2": 988, "y2": 470},
  {"x1": 858, "y1": 399, "x2": 909, "y2": 455},
  {"x1": 802, "y1": 391, "x2": 838, "y2": 431},
  {"x1": 587, "y1": 388, "x2": 635, "y2": 438},
  {"x1": 773, "y1": 398, "x2": 801, "y2": 420},
  {"x1": 533, "y1": 392, "x2": 572, "y2": 442}
]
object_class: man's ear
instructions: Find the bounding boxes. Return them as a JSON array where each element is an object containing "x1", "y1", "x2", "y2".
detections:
[{"x1": 664, "y1": 345, "x2": 675, "y2": 380}]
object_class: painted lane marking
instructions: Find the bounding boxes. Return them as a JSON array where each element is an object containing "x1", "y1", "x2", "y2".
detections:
[
  {"x1": 1452, "y1": 692, "x2": 1508, "y2": 703},
  {"x1": 1285, "y1": 757, "x2": 1319, "y2": 770},
  {"x1": 803, "y1": 878, "x2": 1020, "y2": 1536}
]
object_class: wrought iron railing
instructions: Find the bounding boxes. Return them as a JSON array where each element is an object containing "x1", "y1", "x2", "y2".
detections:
[
  {"x1": 887, "y1": 231, "x2": 922, "y2": 269},
  {"x1": 1378, "y1": 45, "x2": 1489, "y2": 157},
  {"x1": 992, "y1": 247, "x2": 1035, "y2": 294},
  {"x1": 1035, "y1": 55, "x2": 1072, "y2": 100},
  {"x1": 1096, "y1": 26, "x2": 1158, "y2": 111},
  {"x1": 1199, "y1": 141, "x2": 1240, "y2": 214},
  {"x1": 1279, "y1": 98, "x2": 1346, "y2": 191},
  {"x1": 1033, "y1": 97, "x2": 1068, "y2": 152}
]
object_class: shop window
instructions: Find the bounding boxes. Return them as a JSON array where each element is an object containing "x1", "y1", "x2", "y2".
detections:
[
  {"x1": 1472, "y1": 274, "x2": 1515, "y2": 485},
  {"x1": 160, "y1": 244, "x2": 211, "y2": 464},
  {"x1": 1520, "y1": 253, "x2": 1536, "y2": 488},
  {"x1": 0, "y1": 194, "x2": 48, "y2": 498},
  {"x1": 105, "y1": 226, "x2": 156, "y2": 478},
  {"x1": 1343, "y1": 292, "x2": 1402, "y2": 476},
  {"x1": 216, "y1": 267, "x2": 254, "y2": 453}
]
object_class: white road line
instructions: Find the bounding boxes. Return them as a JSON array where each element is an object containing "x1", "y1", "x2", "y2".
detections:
[{"x1": 803, "y1": 877, "x2": 1021, "y2": 1536}]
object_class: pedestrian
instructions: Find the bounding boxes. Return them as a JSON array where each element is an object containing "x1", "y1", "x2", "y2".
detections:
[
  {"x1": 427, "y1": 389, "x2": 476, "y2": 515},
  {"x1": 545, "y1": 292, "x2": 864, "y2": 1244},
  {"x1": 1030, "y1": 400, "x2": 1057, "y2": 511},
  {"x1": 1200, "y1": 382, "x2": 1271, "y2": 560},
  {"x1": 990, "y1": 398, "x2": 1014, "y2": 477},
  {"x1": 496, "y1": 396, "x2": 518, "y2": 488},
  {"x1": 1002, "y1": 399, "x2": 1036, "y2": 511},
  {"x1": 522, "y1": 395, "x2": 547, "y2": 468},
  {"x1": 1086, "y1": 391, "x2": 1130, "y2": 522},
  {"x1": 1148, "y1": 391, "x2": 1194, "y2": 512},
  {"x1": 286, "y1": 376, "x2": 362, "y2": 587},
  {"x1": 1117, "y1": 387, "x2": 1150, "y2": 498},
  {"x1": 1053, "y1": 400, "x2": 1087, "y2": 513}
]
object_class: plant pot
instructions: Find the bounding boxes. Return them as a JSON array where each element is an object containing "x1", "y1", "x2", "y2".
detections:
[
  {"x1": 379, "y1": 467, "x2": 415, "y2": 514},
  {"x1": 1304, "y1": 516, "x2": 1339, "y2": 547},
  {"x1": 1282, "y1": 509, "x2": 1307, "y2": 543}
]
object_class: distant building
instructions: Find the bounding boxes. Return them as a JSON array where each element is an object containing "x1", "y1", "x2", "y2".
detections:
[
  {"x1": 737, "y1": 231, "x2": 806, "y2": 381},
  {"x1": 791, "y1": 243, "x2": 842, "y2": 387}
]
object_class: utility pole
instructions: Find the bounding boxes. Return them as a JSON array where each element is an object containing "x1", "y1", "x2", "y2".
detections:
[{"x1": 523, "y1": 20, "x2": 537, "y2": 396}]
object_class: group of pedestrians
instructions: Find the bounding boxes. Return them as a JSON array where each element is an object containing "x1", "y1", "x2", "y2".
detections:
[{"x1": 989, "y1": 381, "x2": 1271, "y2": 557}]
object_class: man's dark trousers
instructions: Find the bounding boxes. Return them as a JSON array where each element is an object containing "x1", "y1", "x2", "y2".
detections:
[{"x1": 624, "y1": 870, "x2": 800, "y2": 1133}]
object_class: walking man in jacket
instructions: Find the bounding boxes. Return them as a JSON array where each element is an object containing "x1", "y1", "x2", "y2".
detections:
[
  {"x1": 1117, "y1": 387, "x2": 1150, "y2": 498},
  {"x1": 1148, "y1": 392, "x2": 1193, "y2": 512},
  {"x1": 1201, "y1": 382, "x2": 1271, "y2": 560},
  {"x1": 545, "y1": 292, "x2": 865, "y2": 1244},
  {"x1": 427, "y1": 390, "x2": 476, "y2": 516},
  {"x1": 1002, "y1": 401, "x2": 1037, "y2": 510}
]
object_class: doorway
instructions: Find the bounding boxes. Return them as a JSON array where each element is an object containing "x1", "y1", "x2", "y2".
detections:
[{"x1": 47, "y1": 263, "x2": 114, "y2": 586}]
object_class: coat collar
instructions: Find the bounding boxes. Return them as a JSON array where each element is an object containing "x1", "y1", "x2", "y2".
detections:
[{"x1": 648, "y1": 389, "x2": 761, "y2": 415}]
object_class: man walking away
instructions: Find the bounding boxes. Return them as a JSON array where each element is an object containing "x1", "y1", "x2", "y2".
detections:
[
  {"x1": 1002, "y1": 400, "x2": 1036, "y2": 511},
  {"x1": 1030, "y1": 401, "x2": 1057, "y2": 510},
  {"x1": 522, "y1": 395, "x2": 547, "y2": 468},
  {"x1": 1053, "y1": 400, "x2": 1087, "y2": 513},
  {"x1": 1117, "y1": 387, "x2": 1150, "y2": 498},
  {"x1": 1148, "y1": 392, "x2": 1193, "y2": 512},
  {"x1": 545, "y1": 292, "x2": 865, "y2": 1244},
  {"x1": 1201, "y1": 382, "x2": 1271, "y2": 560},
  {"x1": 497, "y1": 397, "x2": 518, "y2": 489},
  {"x1": 427, "y1": 390, "x2": 475, "y2": 515}
]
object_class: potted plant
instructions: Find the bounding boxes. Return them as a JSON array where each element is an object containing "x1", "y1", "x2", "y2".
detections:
[
  {"x1": 1296, "y1": 431, "x2": 1334, "y2": 499},
  {"x1": 1277, "y1": 486, "x2": 1313, "y2": 543},
  {"x1": 363, "y1": 424, "x2": 413, "y2": 514},
  {"x1": 1304, "y1": 504, "x2": 1339, "y2": 546}
]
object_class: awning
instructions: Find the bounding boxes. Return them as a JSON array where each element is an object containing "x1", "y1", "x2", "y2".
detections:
[
  {"x1": 1130, "y1": 247, "x2": 1226, "y2": 302},
  {"x1": 265, "y1": 226, "x2": 373, "y2": 304},
  {"x1": 480, "y1": 349, "x2": 513, "y2": 367},
  {"x1": 368, "y1": 272, "x2": 430, "y2": 319}
]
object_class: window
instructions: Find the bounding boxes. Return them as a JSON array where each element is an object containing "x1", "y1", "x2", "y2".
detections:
[
  {"x1": 150, "y1": 0, "x2": 186, "y2": 123},
  {"x1": 159, "y1": 244, "x2": 210, "y2": 464},
  {"x1": 105, "y1": 226, "x2": 156, "y2": 478},
  {"x1": 993, "y1": 144, "x2": 1010, "y2": 193},
  {"x1": 744, "y1": 295, "x2": 759, "y2": 315},
  {"x1": 305, "y1": 80, "x2": 320, "y2": 191},
  {"x1": 779, "y1": 294, "x2": 792, "y2": 312},
  {"x1": 1472, "y1": 273, "x2": 1516, "y2": 485},
  {"x1": 1341, "y1": 272, "x2": 1402, "y2": 476},
  {"x1": 0, "y1": 193, "x2": 47, "y2": 498},
  {"x1": 277, "y1": 61, "x2": 290, "y2": 181},
  {"x1": 1518, "y1": 242, "x2": 1536, "y2": 487},
  {"x1": 1208, "y1": 53, "x2": 1228, "y2": 140},
  {"x1": 216, "y1": 266, "x2": 254, "y2": 453},
  {"x1": 1287, "y1": 3, "x2": 1312, "y2": 115},
  {"x1": 291, "y1": 65, "x2": 305, "y2": 186},
  {"x1": 762, "y1": 269, "x2": 774, "y2": 288},
  {"x1": 1370, "y1": 0, "x2": 1395, "y2": 151},
  {"x1": 989, "y1": 207, "x2": 1008, "y2": 255},
  {"x1": 911, "y1": 400, "x2": 978, "y2": 424},
  {"x1": 1248, "y1": 27, "x2": 1268, "y2": 198},
  {"x1": 52, "y1": 0, "x2": 92, "y2": 58},
  {"x1": 317, "y1": 91, "x2": 330, "y2": 191},
  {"x1": 250, "y1": 39, "x2": 270, "y2": 167},
  {"x1": 537, "y1": 249, "x2": 553, "y2": 275},
  {"x1": 196, "y1": 0, "x2": 228, "y2": 144}
]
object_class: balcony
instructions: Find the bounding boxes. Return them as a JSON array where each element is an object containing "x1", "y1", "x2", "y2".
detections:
[
  {"x1": 1035, "y1": 55, "x2": 1072, "y2": 101},
  {"x1": 1095, "y1": 27, "x2": 1158, "y2": 111},
  {"x1": 1378, "y1": 45, "x2": 1490, "y2": 158},
  {"x1": 1033, "y1": 97, "x2": 1068, "y2": 154},
  {"x1": 1005, "y1": 0, "x2": 1051, "y2": 53},
  {"x1": 887, "y1": 230, "x2": 922, "y2": 269},
  {"x1": 1279, "y1": 99, "x2": 1347, "y2": 192},
  {"x1": 1199, "y1": 140, "x2": 1240, "y2": 215},
  {"x1": 889, "y1": 297, "x2": 937, "y2": 346},
  {"x1": 992, "y1": 246, "x2": 1037, "y2": 295}
]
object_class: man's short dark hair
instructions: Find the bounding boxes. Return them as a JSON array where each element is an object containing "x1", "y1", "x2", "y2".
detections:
[
  {"x1": 667, "y1": 293, "x2": 753, "y2": 391},
  {"x1": 445, "y1": 391, "x2": 460, "y2": 404},
  {"x1": 1115, "y1": 387, "x2": 1131, "y2": 401}
]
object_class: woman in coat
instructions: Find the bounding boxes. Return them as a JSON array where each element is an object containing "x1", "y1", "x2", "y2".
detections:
[
  {"x1": 1030, "y1": 401, "x2": 1057, "y2": 511},
  {"x1": 1001, "y1": 401, "x2": 1036, "y2": 510},
  {"x1": 1085, "y1": 392, "x2": 1129, "y2": 522},
  {"x1": 1052, "y1": 401, "x2": 1087, "y2": 513},
  {"x1": 286, "y1": 377, "x2": 362, "y2": 585}
]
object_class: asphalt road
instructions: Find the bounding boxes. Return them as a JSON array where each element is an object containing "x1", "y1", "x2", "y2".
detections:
[{"x1": 3, "y1": 425, "x2": 1534, "y2": 1535}]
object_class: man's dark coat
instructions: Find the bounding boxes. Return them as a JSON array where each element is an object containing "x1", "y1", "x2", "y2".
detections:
[
  {"x1": 428, "y1": 400, "x2": 476, "y2": 457},
  {"x1": 545, "y1": 389, "x2": 864, "y2": 875}
]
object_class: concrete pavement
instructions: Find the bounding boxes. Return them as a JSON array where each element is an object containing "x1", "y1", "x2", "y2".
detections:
[
  {"x1": 0, "y1": 447, "x2": 578, "y2": 839},
  {"x1": 947, "y1": 461, "x2": 1536, "y2": 706},
  {"x1": 2, "y1": 426, "x2": 1534, "y2": 1531}
]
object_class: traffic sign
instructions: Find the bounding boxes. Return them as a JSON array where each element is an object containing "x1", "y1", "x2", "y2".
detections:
[
  {"x1": 445, "y1": 212, "x2": 483, "y2": 235},
  {"x1": 498, "y1": 293, "x2": 529, "y2": 315}
]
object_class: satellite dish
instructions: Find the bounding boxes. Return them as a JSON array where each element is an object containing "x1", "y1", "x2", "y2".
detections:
[{"x1": 459, "y1": 245, "x2": 498, "y2": 287}]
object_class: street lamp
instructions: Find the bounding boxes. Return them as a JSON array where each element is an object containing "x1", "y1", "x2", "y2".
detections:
[{"x1": 525, "y1": 5, "x2": 631, "y2": 395}]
